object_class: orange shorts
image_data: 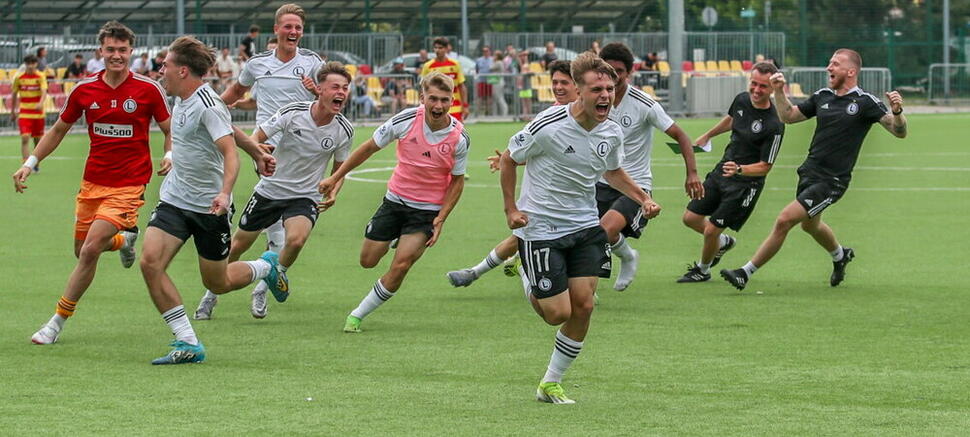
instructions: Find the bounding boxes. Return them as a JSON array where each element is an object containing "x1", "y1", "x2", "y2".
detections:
[{"x1": 75, "y1": 180, "x2": 145, "y2": 240}]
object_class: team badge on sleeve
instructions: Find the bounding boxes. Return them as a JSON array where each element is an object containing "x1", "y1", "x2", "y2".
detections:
[{"x1": 596, "y1": 141, "x2": 609, "y2": 157}]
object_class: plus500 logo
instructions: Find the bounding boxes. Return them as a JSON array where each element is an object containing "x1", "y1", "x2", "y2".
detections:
[{"x1": 93, "y1": 123, "x2": 134, "y2": 138}]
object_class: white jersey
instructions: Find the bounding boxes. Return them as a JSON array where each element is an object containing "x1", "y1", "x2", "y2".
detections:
[
  {"x1": 600, "y1": 85, "x2": 674, "y2": 189},
  {"x1": 239, "y1": 48, "x2": 323, "y2": 144},
  {"x1": 160, "y1": 84, "x2": 234, "y2": 214},
  {"x1": 255, "y1": 101, "x2": 353, "y2": 201},
  {"x1": 508, "y1": 103, "x2": 625, "y2": 241},
  {"x1": 373, "y1": 107, "x2": 471, "y2": 211}
]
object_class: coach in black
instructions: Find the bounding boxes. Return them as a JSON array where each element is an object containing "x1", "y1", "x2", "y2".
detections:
[
  {"x1": 678, "y1": 62, "x2": 785, "y2": 283},
  {"x1": 721, "y1": 48, "x2": 907, "y2": 290}
]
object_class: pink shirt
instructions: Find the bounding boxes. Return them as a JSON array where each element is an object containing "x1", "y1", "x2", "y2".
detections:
[{"x1": 387, "y1": 106, "x2": 463, "y2": 205}]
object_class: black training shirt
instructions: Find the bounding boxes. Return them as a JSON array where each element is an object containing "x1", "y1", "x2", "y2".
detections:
[{"x1": 715, "y1": 92, "x2": 785, "y2": 183}]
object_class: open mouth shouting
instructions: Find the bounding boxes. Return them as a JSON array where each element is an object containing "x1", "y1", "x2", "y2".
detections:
[
  {"x1": 594, "y1": 102, "x2": 611, "y2": 117},
  {"x1": 330, "y1": 96, "x2": 345, "y2": 112}
]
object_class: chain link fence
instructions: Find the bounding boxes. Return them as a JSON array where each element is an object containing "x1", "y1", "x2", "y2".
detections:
[{"x1": 928, "y1": 63, "x2": 970, "y2": 104}]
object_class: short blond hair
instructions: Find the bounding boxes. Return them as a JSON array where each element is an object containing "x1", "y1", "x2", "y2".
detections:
[
  {"x1": 421, "y1": 71, "x2": 455, "y2": 94},
  {"x1": 834, "y1": 48, "x2": 862, "y2": 70},
  {"x1": 570, "y1": 51, "x2": 617, "y2": 86},
  {"x1": 275, "y1": 3, "x2": 306, "y2": 24}
]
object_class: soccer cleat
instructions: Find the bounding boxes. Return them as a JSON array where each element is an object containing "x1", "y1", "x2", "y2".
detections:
[
  {"x1": 30, "y1": 323, "x2": 60, "y2": 345},
  {"x1": 711, "y1": 235, "x2": 736, "y2": 267},
  {"x1": 517, "y1": 265, "x2": 531, "y2": 301},
  {"x1": 720, "y1": 268, "x2": 749, "y2": 291},
  {"x1": 251, "y1": 284, "x2": 268, "y2": 319},
  {"x1": 677, "y1": 263, "x2": 712, "y2": 283},
  {"x1": 830, "y1": 247, "x2": 855, "y2": 287},
  {"x1": 503, "y1": 255, "x2": 521, "y2": 277},
  {"x1": 151, "y1": 340, "x2": 206, "y2": 365},
  {"x1": 343, "y1": 315, "x2": 362, "y2": 333},
  {"x1": 194, "y1": 293, "x2": 217, "y2": 320},
  {"x1": 119, "y1": 230, "x2": 139, "y2": 268},
  {"x1": 613, "y1": 248, "x2": 639, "y2": 291},
  {"x1": 260, "y1": 251, "x2": 289, "y2": 302},
  {"x1": 446, "y1": 269, "x2": 478, "y2": 287},
  {"x1": 536, "y1": 382, "x2": 576, "y2": 404}
]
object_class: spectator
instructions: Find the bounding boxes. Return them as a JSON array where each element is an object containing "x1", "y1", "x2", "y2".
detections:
[
  {"x1": 504, "y1": 45, "x2": 517, "y2": 70},
  {"x1": 36, "y1": 47, "x2": 49, "y2": 73},
  {"x1": 131, "y1": 52, "x2": 150, "y2": 75},
  {"x1": 266, "y1": 37, "x2": 278, "y2": 51},
  {"x1": 540, "y1": 41, "x2": 558, "y2": 69},
  {"x1": 351, "y1": 75, "x2": 375, "y2": 117},
  {"x1": 382, "y1": 57, "x2": 410, "y2": 113},
  {"x1": 642, "y1": 52, "x2": 659, "y2": 71},
  {"x1": 590, "y1": 40, "x2": 601, "y2": 55},
  {"x1": 239, "y1": 24, "x2": 259, "y2": 61},
  {"x1": 413, "y1": 49, "x2": 430, "y2": 70},
  {"x1": 489, "y1": 50, "x2": 508, "y2": 116},
  {"x1": 516, "y1": 50, "x2": 533, "y2": 120},
  {"x1": 149, "y1": 50, "x2": 165, "y2": 79},
  {"x1": 475, "y1": 45, "x2": 494, "y2": 113},
  {"x1": 86, "y1": 49, "x2": 105, "y2": 74},
  {"x1": 215, "y1": 47, "x2": 239, "y2": 92},
  {"x1": 65, "y1": 54, "x2": 86, "y2": 79}
]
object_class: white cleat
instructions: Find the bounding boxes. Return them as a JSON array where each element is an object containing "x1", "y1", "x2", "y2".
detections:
[
  {"x1": 194, "y1": 293, "x2": 218, "y2": 320},
  {"x1": 446, "y1": 269, "x2": 478, "y2": 287},
  {"x1": 119, "y1": 230, "x2": 138, "y2": 268},
  {"x1": 613, "y1": 248, "x2": 639, "y2": 291},
  {"x1": 251, "y1": 282, "x2": 268, "y2": 319},
  {"x1": 517, "y1": 265, "x2": 531, "y2": 301},
  {"x1": 31, "y1": 324, "x2": 60, "y2": 345}
]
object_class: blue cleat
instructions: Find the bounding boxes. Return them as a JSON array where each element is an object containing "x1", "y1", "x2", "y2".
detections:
[
  {"x1": 151, "y1": 340, "x2": 206, "y2": 365},
  {"x1": 260, "y1": 250, "x2": 289, "y2": 302}
]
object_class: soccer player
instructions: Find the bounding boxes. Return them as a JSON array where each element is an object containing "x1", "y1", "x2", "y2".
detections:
[
  {"x1": 13, "y1": 21, "x2": 172, "y2": 345},
  {"x1": 10, "y1": 55, "x2": 48, "y2": 170},
  {"x1": 677, "y1": 62, "x2": 785, "y2": 283},
  {"x1": 318, "y1": 72, "x2": 469, "y2": 334},
  {"x1": 446, "y1": 60, "x2": 578, "y2": 289},
  {"x1": 420, "y1": 37, "x2": 469, "y2": 121},
  {"x1": 217, "y1": 3, "x2": 322, "y2": 315},
  {"x1": 194, "y1": 62, "x2": 353, "y2": 320},
  {"x1": 596, "y1": 42, "x2": 703, "y2": 291},
  {"x1": 720, "y1": 49, "x2": 907, "y2": 290},
  {"x1": 141, "y1": 36, "x2": 278, "y2": 365},
  {"x1": 499, "y1": 52, "x2": 659, "y2": 404}
]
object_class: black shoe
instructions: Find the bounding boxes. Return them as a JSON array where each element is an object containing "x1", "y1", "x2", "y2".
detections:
[
  {"x1": 720, "y1": 268, "x2": 749, "y2": 290},
  {"x1": 677, "y1": 263, "x2": 711, "y2": 283},
  {"x1": 711, "y1": 235, "x2": 736, "y2": 267},
  {"x1": 830, "y1": 247, "x2": 855, "y2": 287}
]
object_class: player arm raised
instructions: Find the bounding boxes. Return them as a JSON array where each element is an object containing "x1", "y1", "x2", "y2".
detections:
[
  {"x1": 602, "y1": 168, "x2": 661, "y2": 219},
  {"x1": 499, "y1": 150, "x2": 528, "y2": 230},
  {"x1": 770, "y1": 72, "x2": 808, "y2": 124},
  {"x1": 12, "y1": 118, "x2": 72, "y2": 192},
  {"x1": 211, "y1": 134, "x2": 240, "y2": 215},
  {"x1": 665, "y1": 123, "x2": 704, "y2": 200},
  {"x1": 878, "y1": 91, "x2": 907, "y2": 139}
]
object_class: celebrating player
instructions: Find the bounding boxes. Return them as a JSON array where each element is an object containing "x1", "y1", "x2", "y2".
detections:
[
  {"x1": 10, "y1": 55, "x2": 48, "y2": 170},
  {"x1": 140, "y1": 36, "x2": 278, "y2": 364},
  {"x1": 14, "y1": 21, "x2": 173, "y2": 345},
  {"x1": 212, "y1": 3, "x2": 322, "y2": 317},
  {"x1": 677, "y1": 62, "x2": 785, "y2": 282},
  {"x1": 500, "y1": 53, "x2": 659, "y2": 404},
  {"x1": 194, "y1": 62, "x2": 353, "y2": 320},
  {"x1": 721, "y1": 49, "x2": 907, "y2": 290},
  {"x1": 319, "y1": 72, "x2": 469, "y2": 334}
]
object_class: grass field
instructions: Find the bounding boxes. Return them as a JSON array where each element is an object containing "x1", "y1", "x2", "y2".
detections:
[{"x1": 1, "y1": 114, "x2": 968, "y2": 435}]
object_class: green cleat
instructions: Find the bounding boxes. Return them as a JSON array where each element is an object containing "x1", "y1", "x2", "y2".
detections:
[
  {"x1": 536, "y1": 382, "x2": 576, "y2": 404},
  {"x1": 502, "y1": 255, "x2": 521, "y2": 277},
  {"x1": 343, "y1": 315, "x2": 362, "y2": 333}
]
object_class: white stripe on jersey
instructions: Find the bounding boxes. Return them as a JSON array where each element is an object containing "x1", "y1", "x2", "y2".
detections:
[{"x1": 767, "y1": 134, "x2": 782, "y2": 164}]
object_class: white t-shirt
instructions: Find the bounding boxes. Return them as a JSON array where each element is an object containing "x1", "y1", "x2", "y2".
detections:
[
  {"x1": 215, "y1": 55, "x2": 240, "y2": 76},
  {"x1": 161, "y1": 84, "x2": 234, "y2": 214},
  {"x1": 86, "y1": 57, "x2": 105, "y2": 74},
  {"x1": 600, "y1": 85, "x2": 674, "y2": 190},
  {"x1": 508, "y1": 103, "x2": 625, "y2": 241},
  {"x1": 255, "y1": 101, "x2": 353, "y2": 200},
  {"x1": 373, "y1": 107, "x2": 470, "y2": 211},
  {"x1": 238, "y1": 48, "x2": 323, "y2": 144}
]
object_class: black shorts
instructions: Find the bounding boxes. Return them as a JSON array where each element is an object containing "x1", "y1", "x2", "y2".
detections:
[
  {"x1": 238, "y1": 192, "x2": 318, "y2": 232},
  {"x1": 364, "y1": 198, "x2": 438, "y2": 241},
  {"x1": 147, "y1": 201, "x2": 234, "y2": 261},
  {"x1": 595, "y1": 183, "x2": 650, "y2": 239},
  {"x1": 518, "y1": 226, "x2": 611, "y2": 299},
  {"x1": 687, "y1": 172, "x2": 765, "y2": 231},
  {"x1": 795, "y1": 166, "x2": 847, "y2": 218}
]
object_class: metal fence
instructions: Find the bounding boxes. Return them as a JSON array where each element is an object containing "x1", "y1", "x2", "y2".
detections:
[
  {"x1": 927, "y1": 63, "x2": 970, "y2": 104},
  {"x1": 787, "y1": 67, "x2": 893, "y2": 100},
  {"x1": 482, "y1": 32, "x2": 786, "y2": 63}
]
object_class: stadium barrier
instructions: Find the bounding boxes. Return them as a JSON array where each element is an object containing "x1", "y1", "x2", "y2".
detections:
[{"x1": 927, "y1": 63, "x2": 970, "y2": 104}]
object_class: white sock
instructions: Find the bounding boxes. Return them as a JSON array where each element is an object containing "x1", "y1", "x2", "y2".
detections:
[
  {"x1": 719, "y1": 234, "x2": 732, "y2": 248},
  {"x1": 48, "y1": 314, "x2": 66, "y2": 330},
  {"x1": 742, "y1": 261, "x2": 759, "y2": 277},
  {"x1": 542, "y1": 330, "x2": 584, "y2": 383},
  {"x1": 517, "y1": 265, "x2": 532, "y2": 301},
  {"x1": 830, "y1": 245, "x2": 844, "y2": 262},
  {"x1": 470, "y1": 249, "x2": 504, "y2": 277},
  {"x1": 244, "y1": 259, "x2": 272, "y2": 282},
  {"x1": 161, "y1": 305, "x2": 198, "y2": 345},
  {"x1": 697, "y1": 261, "x2": 712, "y2": 274},
  {"x1": 611, "y1": 235, "x2": 635, "y2": 260},
  {"x1": 266, "y1": 221, "x2": 286, "y2": 252},
  {"x1": 350, "y1": 280, "x2": 394, "y2": 320}
]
